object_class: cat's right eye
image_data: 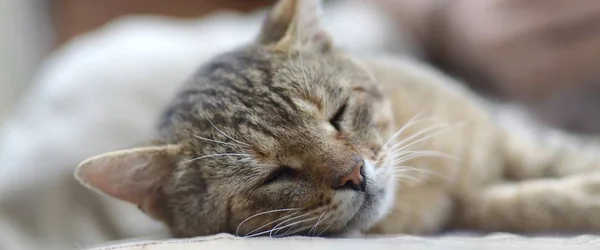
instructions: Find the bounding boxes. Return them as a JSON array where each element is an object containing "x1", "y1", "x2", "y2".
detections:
[
  {"x1": 329, "y1": 103, "x2": 347, "y2": 131},
  {"x1": 263, "y1": 166, "x2": 297, "y2": 185}
]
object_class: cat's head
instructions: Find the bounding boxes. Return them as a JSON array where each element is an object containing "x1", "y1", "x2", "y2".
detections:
[{"x1": 76, "y1": 0, "x2": 396, "y2": 237}]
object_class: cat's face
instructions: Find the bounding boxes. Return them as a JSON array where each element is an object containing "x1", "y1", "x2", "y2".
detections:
[
  {"x1": 76, "y1": 0, "x2": 396, "y2": 237},
  {"x1": 156, "y1": 45, "x2": 396, "y2": 237}
]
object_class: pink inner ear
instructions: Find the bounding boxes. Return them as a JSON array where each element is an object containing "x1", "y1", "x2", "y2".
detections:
[
  {"x1": 78, "y1": 159, "x2": 148, "y2": 206},
  {"x1": 78, "y1": 156, "x2": 171, "y2": 221},
  {"x1": 76, "y1": 145, "x2": 179, "y2": 221},
  {"x1": 76, "y1": 149, "x2": 172, "y2": 207}
]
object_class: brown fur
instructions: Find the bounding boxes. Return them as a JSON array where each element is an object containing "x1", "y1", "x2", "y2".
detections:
[{"x1": 76, "y1": 0, "x2": 600, "y2": 238}]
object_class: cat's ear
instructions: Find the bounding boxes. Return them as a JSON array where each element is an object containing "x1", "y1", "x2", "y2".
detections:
[
  {"x1": 257, "y1": 0, "x2": 331, "y2": 51},
  {"x1": 75, "y1": 144, "x2": 181, "y2": 221}
]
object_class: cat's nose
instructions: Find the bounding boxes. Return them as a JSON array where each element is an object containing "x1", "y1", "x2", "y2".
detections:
[{"x1": 332, "y1": 159, "x2": 366, "y2": 192}]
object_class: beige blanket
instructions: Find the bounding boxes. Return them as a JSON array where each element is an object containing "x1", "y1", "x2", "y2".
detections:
[{"x1": 91, "y1": 234, "x2": 600, "y2": 250}]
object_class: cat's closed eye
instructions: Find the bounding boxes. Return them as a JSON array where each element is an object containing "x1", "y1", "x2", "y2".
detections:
[
  {"x1": 329, "y1": 103, "x2": 347, "y2": 131},
  {"x1": 263, "y1": 166, "x2": 298, "y2": 185}
]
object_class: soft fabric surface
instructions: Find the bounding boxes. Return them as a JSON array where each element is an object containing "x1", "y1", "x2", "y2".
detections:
[{"x1": 90, "y1": 234, "x2": 600, "y2": 250}]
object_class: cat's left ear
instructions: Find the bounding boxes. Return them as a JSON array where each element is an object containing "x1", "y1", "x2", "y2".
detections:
[
  {"x1": 75, "y1": 145, "x2": 182, "y2": 221},
  {"x1": 257, "y1": 0, "x2": 332, "y2": 52}
]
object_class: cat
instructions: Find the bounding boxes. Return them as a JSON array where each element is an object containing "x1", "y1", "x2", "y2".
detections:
[{"x1": 75, "y1": 0, "x2": 600, "y2": 238}]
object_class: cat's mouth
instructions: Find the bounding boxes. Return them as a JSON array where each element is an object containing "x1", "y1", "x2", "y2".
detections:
[
  {"x1": 340, "y1": 161, "x2": 393, "y2": 233},
  {"x1": 342, "y1": 186, "x2": 380, "y2": 232}
]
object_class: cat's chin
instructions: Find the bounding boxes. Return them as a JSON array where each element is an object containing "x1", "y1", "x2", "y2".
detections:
[
  {"x1": 342, "y1": 161, "x2": 395, "y2": 233},
  {"x1": 343, "y1": 191, "x2": 385, "y2": 233}
]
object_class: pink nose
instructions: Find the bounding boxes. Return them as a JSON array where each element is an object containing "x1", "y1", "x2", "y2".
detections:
[{"x1": 333, "y1": 160, "x2": 366, "y2": 192}]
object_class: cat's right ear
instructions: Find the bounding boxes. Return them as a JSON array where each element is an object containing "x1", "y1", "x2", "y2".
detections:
[
  {"x1": 75, "y1": 144, "x2": 181, "y2": 221},
  {"x1": 257, "y1": 0, "x2": 331, "y2": 51}
]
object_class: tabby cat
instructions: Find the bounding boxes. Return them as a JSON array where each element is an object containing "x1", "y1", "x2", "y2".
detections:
[{"x1": 76, "y1": 0, "x2": 600, "y2": 238}]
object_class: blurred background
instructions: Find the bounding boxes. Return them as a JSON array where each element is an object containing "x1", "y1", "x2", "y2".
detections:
[
  {"x1": 1, "y1": 0, "x2": 600, "y2": 249},
  {"x1": 0, "y1": 0, "x2": 273, "y2": 123},
  {"x1": 3, "y1": 0, "x2": 600, "y2": 131}
]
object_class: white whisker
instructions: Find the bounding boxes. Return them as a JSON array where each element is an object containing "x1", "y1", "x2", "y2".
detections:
[
  {"x1": 245, "y1": 212, "x2": 299, "y2": 236},
  {"x1": 272, "y1": 217, "x2": 318, "y2": 237},
  {"x1": 194, "y1": 135, "x2": 244, "y2": 148},
  {"x1": 268, "y1": 213, "x2": 311, "y2": 237},
  {"x1": 388, "y1": 122, "x2": 452, "y2": 152},
  {"x1": 392, "y1": 172, "x2": 423, "y2": 182},
  {"x1": 282, "y1": 222, "x2": 323, "y2": 237},
  {"x1": 317, "y1": 219, "x2": 335, "y2": 236},
  {"x1": 296, "y1": 6, "x2": 309, "y2": 87},
  {"x1": 391, "y1": 151, "x2": 457, "y2": 166},
  {"x1": 379, "y1": 111, "x2": 429, "y2": 150},
  {"x1": 287, "y1": 52, "x2": 304, "y2": 85},
  {"x1": 207, "y1": 118, "x2": 251, "y2": 147},
  {"x1": 240, "y1": 209, "x2": 298, "y2": 237},
  {"x1": 185, "y1": 153, "x2": 252, "y2": 163},
  {"x1": 245, "y1": 213, "x2": 309, "y2": 238},
  {"x1": 308, "y1": 212, "x2": 327, "y2": 236},
  {"x1": 392, "y1": 165, "x2": 449, "y2": 180},
  {"x1": 237, "y1": 208, "x2": 299, "y2": 236},
  {"x1": 394, "y1": 123, "x2": 466, "y2": 155},
  {"x1": 392, "y1": 167, "x2": 434, "y2": 175}
]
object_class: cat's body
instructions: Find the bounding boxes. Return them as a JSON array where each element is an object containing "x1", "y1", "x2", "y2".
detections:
[
  {"x1": 366, "y1": 57, "x2": 600, "y2": 234},
  {"x1": 76, "y1": 0, "x2": 600, "y2": 238}
]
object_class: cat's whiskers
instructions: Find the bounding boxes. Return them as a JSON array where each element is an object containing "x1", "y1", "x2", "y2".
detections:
[
  {"x1": 280, "y1": 217, "x2": 328, "y2": 237},
  {"x1": 383, "y1": 121, "x2": 464, "y2": 172},
  {"x1": 244, "y1": 212, "x2": 301, "y2": 237},
  {"x1": 387, "y1": 150, "x2": 453, "y2": 183},
  {"x1": 379, "y1": 110, "x2": 429, "y2": 151},
  {"x1": 268, "y1": 212, "x2": 314, "y2": 237},
  {"x1": 281, "y1": 225, "x2": 317, "y2": 237},
  {"x1": 184, "y1": 153, "x2": 252, "y2": 164},
  {"x1": 194, "y1": 135, "x2": 246, "y2": 148},
  {"x1": 387, "y1": 122, "x2": 452, "y2": 152},
  {"x1": 245, "y1": 212, "x2": 310, "y2": 238},
  {"x1": 390, "y1": 151, "x2": 457, "y2": 165},
  {"x1": 308, "y1": 211, "x2": 328, "y2": 236},
  {"x1": 391, "y1": 169, "x2": 423, "y2": 183},
  {"x1": 317, "y1": 217, "x2": 336, "y2": 236},
  {"x1": 237, "y1": 208, "x2": 300, "y2": 237},
  {"x1": 387, "y1": 150, "x2": 444, "y2": 168},
  {"x1": 278, "y1": 216, "x2": 316, "y2": 236},
  {"x1": 207, "y1": 117, "x2": 251, "y2": 147},
  {"x1": 287, "y1": 50, "x2": 304, "y2": 87},
  {"x1": 253, "y1": 210, "x2": 330, "y2": 237},
  {"x1": 272, "y1": 216, "x2": 320, "y2": 237},
  {"x1": 393, "y1": 175, "x2": 421, "y2": 183},
  {"x1": 296, "y1": 4, "x2": 310, "y2": 88},
  {"x1": 392, "y1": 165, "x2": 448, "y2": 180},
  {"x1": 392, "y1": 121, "x2": 468, "y2": 156}
]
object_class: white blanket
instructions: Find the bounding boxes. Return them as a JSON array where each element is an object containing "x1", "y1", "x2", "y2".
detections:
[{"x1": 91, "y1": 234, "x2": 600, "y2": 250}]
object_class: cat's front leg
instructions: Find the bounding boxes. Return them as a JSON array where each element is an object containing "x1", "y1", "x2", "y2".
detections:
[
  {"x1": 496, "y1": 109, "x2": 600, "y2": 180},
  {"x1": 452, "y1": 173, "x2": 600, "y2": 232}
]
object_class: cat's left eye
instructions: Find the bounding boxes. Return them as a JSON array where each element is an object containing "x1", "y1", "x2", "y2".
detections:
[
  {"x1": 329, "y1": 103, "x2": 347, "y2": 131},
  {"x1": 263, "y1": 166, "x2": 297, "y2": 185}
]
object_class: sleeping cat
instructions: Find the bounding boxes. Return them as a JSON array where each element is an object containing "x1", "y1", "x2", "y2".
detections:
[{"x1": 76, "y1": 0, "x2": 600, "y2": 238}]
